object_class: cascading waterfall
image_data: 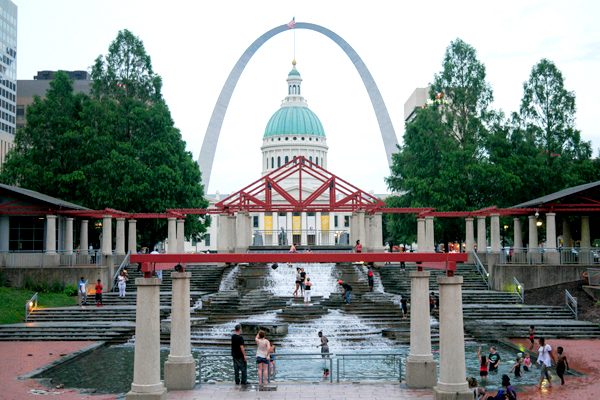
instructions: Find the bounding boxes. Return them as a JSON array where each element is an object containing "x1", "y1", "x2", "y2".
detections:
[
  {"x1": 266, "y1": 262, "x2": 338, "y2": 298},
  {"x1": 218, "y1": 265, "x2": 239, "y2": 291}
]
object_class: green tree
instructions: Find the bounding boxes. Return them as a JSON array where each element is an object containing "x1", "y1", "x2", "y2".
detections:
[{"x1": 1, "y1": 30, "x2": 208, "y2": 247}]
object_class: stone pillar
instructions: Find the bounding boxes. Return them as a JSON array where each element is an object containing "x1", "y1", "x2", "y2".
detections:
[
  {"x1": 301, "y1": 212, "x2": 307, "y2": 246},
  {"x1": 350, "y1": 212, "x2": 358, "y2": 245},
  {"x1": 80, "y1": 220, "x2": 89, "y2": 254},
  {"x1": 167, "y1": 217, "x2": 176, "y2": 254},
  {"x1": 372, "y1": 212, "x2": 384, "y2": 253},
  {"x1": 46, "y1": 215, "x2": 57, "y2": 254},
  {"x1": 528, "y1": 216, "x2": 538, "y2": 249},
  {"x1": 235, "y1": 211, "x2": 248, "y2": 253},
  {"x1": 126, "y1": 277, "x2": 167, "y2": 400},
  {"x1": 433, "y1": 276, "x2": 471, "y2": 400},
  {"x1": 176, "y1": 219, "x2": 185, "y2": 254},
  {"x1": 286, "y1": 212, "x2": 293, "y2": 246},
  {"x1": 476, "y1": 216, "x2": 486, "y2": 255},
  {"x1": 128, "y1": 219, "x2": 137, "y2": 254},
  {"x1": 465, "y1": 218, "x2": 474, "y2": 253},
  {"x1": 65, "y1": 218, "x2": 74, "y2": 254},
  {"x1": 425, "y1": 216, "x2": 434, "y2": 252},
  {"x1": 406, "y1": 271, "x2": 437, "y2": 388},
  {"x1": 164, "y1": 272, "x2": 195, "y2": 389},
  {"x1": 0, "y1": 216, "x2": 9, "y2": 252},
  {"x1": 546, "y1": 213, "x2": 557, "y2": 250},
  {"x1": 562, "y1": 219, "x2": 571, "y2": 248},
  {"x1": 218, "y1": 213, "x2": 231, "y2": 253},
  {"x1": 228, "y1": 214, "x2": 237, "y2": 250},
  {"x1": 513, "y1": 218, "x2": 523, "y2": 249},
  {"x1": 581, "y1": 216, "x2": 591, "y2": 248},
  {"x1": 357, "y1": 210, "x2": 366, "y2": 248},
  {"x1": 316, "y1": 211, "x2": 322, "y2": 246},
  {"x1": 490, "y1": 213, "x2": 500, "y2": 253},
  {"x1": 116, "y1": 218, "x2": 126, "y2": 256},
  {"x1": 363, "y1": 214, "x2": 372, "y2": 252},
  {"x1": 417, "y1": 218, "x2": 426, "y2": 252}
]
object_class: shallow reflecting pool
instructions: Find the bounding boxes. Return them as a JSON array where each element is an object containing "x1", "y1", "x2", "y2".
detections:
[{"x1": 39, "y1": 342, "x2": 543, "y2": 394}]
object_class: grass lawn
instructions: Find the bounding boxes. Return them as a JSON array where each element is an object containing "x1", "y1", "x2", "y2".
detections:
[{"x1": 0, "y1": 287, "x2": 78, "y2": 325}]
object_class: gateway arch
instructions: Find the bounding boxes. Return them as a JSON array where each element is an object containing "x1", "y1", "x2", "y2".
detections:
[{"x1": 199, "y1": 22, "x2": 399, "y2": 191}]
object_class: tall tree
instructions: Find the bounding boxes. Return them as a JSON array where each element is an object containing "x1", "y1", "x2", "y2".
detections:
[{"x1": 1, "y1": 30, "x2": 209, "y2": 247}]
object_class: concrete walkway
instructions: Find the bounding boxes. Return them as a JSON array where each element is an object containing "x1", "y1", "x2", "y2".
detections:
[{"x1": 168, "y1": 383, "x2": 433, "y2": 400}]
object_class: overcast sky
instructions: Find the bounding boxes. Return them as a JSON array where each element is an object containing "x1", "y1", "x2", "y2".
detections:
[{"x1": 13, "y1": 0, "x2": 600, "y2": 194}]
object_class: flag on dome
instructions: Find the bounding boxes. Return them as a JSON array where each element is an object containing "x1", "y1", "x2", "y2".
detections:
[{"x1": 287, "y1": 17, "x2": 295, "y2": 29}]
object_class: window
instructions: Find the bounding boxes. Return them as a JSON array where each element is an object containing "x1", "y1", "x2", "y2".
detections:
[
  {"x1": 285, "y1": 156, "x2": 289, "y2": 164},
  {"x1": 301, "y1": 137, "x2": 305, "y2": 140},
  {"x1": 288, "y1": 85, "x2": 291, "y2": 95},
  {"x1": 271, "y1": 157, "x2": 274, "y2": 169},
  {"x1": 334, "y1": 215, "x2": 338, "y2": 227},
  {"x1": 316, "y1": 158, "x2": 319, "y2": 166},
  {"x1": 277, "y1": 156, "x2": 281, "y2": 168},
  {"x1": 293, "y1": 137, "x2": 297, "y2": 140},
  {"x1": 204, "y1": 234, "x2": 211, "y2": 246},
  {"x1": 253, "y1": 216, "x2": 259, "y2": 228},
  {"x1": 344, "y1": 216, "x2": 350, "y2": 227},
  {"x1": 9, "y1": 216, "x2": 45, "y2": 251},
  {"x1": 298, "y1": 86, "x2": 301, "y2": 95}
]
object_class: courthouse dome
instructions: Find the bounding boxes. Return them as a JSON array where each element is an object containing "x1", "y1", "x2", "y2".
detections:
[{"x1": 264, "y1": 107, "x2": 325, "y2": 137}]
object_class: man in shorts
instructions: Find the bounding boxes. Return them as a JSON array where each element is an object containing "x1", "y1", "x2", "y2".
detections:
[
  {"x1": 488, "y1": 346, "x2": 501, "y2": 374},
  {"x1": 95, "y1": 279, "x2": 104, "y2": 307}
]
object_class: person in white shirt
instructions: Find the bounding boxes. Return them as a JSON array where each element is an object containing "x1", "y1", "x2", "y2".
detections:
[
  {"x1": 117, "y1": 271, "x2": 128, "y2": 298},
  {"x1": 78, "y1": 277, "x2": 87, "y2": 306},
  {"x1": 536, "y1": 337, "x2": 557, "y2": 388}
]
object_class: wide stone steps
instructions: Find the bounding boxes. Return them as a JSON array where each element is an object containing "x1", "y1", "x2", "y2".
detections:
[{"x1": 125, "y1": 264, "x2": 226, "y2": 293}]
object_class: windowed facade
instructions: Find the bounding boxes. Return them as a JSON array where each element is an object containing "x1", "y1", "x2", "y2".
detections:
[
  {"x1": 9, "y1": 216, "x2": 45, "y2": 251},
  {"x1": 204, "y1": 234, "x2": 210, "y2": 246},
  {"x1": 277, "y1": 156, "x2": 281, "y2": 168},
  {"x1": 344, "y1": 215, "x2": 350, "y2": 227},
  {"x1": 334, "y1": 215, "x2": 338, "y2": 227},
  {"x1": 253, "y1": 215, "x2": 259, "y2": 228}
]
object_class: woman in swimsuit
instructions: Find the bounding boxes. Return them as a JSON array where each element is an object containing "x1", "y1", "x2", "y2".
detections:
[
  {"x1": 292, "y1": 268, "x2": 301, "y2": 297},
  {"x1": 478, "y1": 347, "x2": 488, "y2": 379}
]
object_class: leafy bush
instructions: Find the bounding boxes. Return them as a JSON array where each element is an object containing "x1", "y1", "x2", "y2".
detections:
[
  {"x1": 49, "y1": 280, "x2": 65, "y2": 294},
  {"x1": 63, "y1": 284, "x2": 78, "y2": 297},
  {"x1": 24, "y1": 278, "x2": 49, "y2": 293}
]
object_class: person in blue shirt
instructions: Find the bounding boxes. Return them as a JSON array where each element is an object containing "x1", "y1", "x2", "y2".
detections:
[{"x1": 338, "y1": 280, "x2": 352, "y2": 305}]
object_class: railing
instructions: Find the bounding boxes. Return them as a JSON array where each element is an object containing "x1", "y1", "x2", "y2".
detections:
[
  {"x1": 586, "y1": 268, "x2": 600, "y2": 286},
  {"x1": 513, "y1": 276, "x2": 524, "y2": 303},
  {"x1": 566, "y1": 289, "x2": 578, "y2": 319},
  {"x1": 498, "y1": 247, "x2": 600, "y2": 265},
  {"x1": 113, "y1": 250, "x2": 131, "y2": 291},
  {"x1": 8, "y1": 250, "x2": 103, "y2": 268},
  {"x1": 24, "y1": 292, "x2": 38, "y2": 322},
  {"x1": 472, "y1": 251, "x2": 490, "y2": 289},
  {"x1": 252, "y1": 229, "x2": 350, "y2": 247},
  {"x1": 197, "y1": 352, "x2": 402, "y2": 383}
]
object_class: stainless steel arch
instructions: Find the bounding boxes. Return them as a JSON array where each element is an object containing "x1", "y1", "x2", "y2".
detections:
[{"x1": 199, "y1": 22, "x2": 398, "y2": 191}]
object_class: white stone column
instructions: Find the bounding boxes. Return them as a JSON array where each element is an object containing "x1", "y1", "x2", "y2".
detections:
[
  {"x1": 286, "y1": 212, "x2": 293, "y2": 246},
  {"x1": 101, "y1": 215, "x2": 112, "y2": 255},
  {"x1": 372, "y1": 212, "x2": 384, "y2": 253},
  {"x1": 164, "y1": 272, "x2": 195, "y2": 389},
  {"x1": 167, "y1": 217, "x2": 177, "y2": 254},
  {"x1": 176, "y1": 219, "x2": 185, "y2": 254},
  {"x1": 128, "y1": 219, "x2": 137, "y2": 254},
  {"x1": 65, "y1": 218, "x2": 74, "y2": 254},
  {"x1": 581, "y1": 216, "x2": 591, "y2": 248},
  {"x1": 0, "y1": 216, "x2": 9, "y2": 252},
  {"x1": 364, "y1": 214, "x2": 372, "y2": 252},
  {"x1": 357, "y1": 210, "x2": 366, "y2": 248},
  {"x1": 433, "y1": 275, "x2": 471, "y2": 400},
  {"x1": 316, "y1": 211, "x2": 322, "y2": 246},
  {"x1": 301, "y1": 212, "x2": 307, "y2": 246},
  {"x1": 126, "y1": 277, "x2": 167, "y2": 400},
  {"x1": 476, "y1": 216, "x2": 486, "y2": 255},
  {"x1": 406, "y1": 271, "x2": 437, "y2": 388},
  {"x1": 417, "y1": 218, "x2": 426, "y2": 252},
  {"x1": 350, "y1": 212, "x2": 358, "y2": 245},
  {"x1": 218, "y1": 213, "x2": 231, "y2": 253},
  {"x1": 465, "y1": 218, "x2": 474, "y2": 253},
  {"x1": 116, "y1": 218, "x2": 126, "y2": 256},
  {"x1": 235, "y1": 211, "x2": 248, "y2": 253},
  {"x1": 528, "y1": 216, "x2": 538, "y2": 249},
  {"x1": 562, "y1": 219, "x2": 571, "y2": 248},
  {"x1": 46, "y1": 215, "x2": 57, "y2": 254},
  {"x1": 513, "y1": 218, "x2": 523, "y2": 249},
  {"x1": 80, "y1": 220, "x2": 89, "y2": 254},
  {"x1": 425, "y1": 216, "x2": 434, "y2": 252},
  {"x1": 490, "y1": 213, "x2": 500, "y2": 253},
  {"x1": 228, "y1": 214, "x2": 237, "y2": 250},
  {"x1": 546, "y1": 213, "x2": 557, "y2": 250}
]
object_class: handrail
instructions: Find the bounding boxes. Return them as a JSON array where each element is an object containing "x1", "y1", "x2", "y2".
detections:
[
  {"x1": 472, "y1": 251, "x2": 490, "y2": 289},
  {"x1": 113, "y1": 250, "x2": 131, "y2": 291},
  {"x1": 24, "y1": 292, "x2": 38, "y2": 322},
  {"x1": 513, "y1": 277, "x2": 524, "y2": 303},
  {"x1": 565, "y1": 289, "x2": 578, "y2": 320}
]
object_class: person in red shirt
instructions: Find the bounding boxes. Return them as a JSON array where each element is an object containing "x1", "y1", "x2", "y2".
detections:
[{"x1": 95, "y1": 279, "x2": 104, "y2": 307}]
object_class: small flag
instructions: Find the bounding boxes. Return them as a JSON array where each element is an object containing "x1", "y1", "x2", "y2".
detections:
[{"x1": 287, "y1": 17, "x2": 295, "y2": 29}]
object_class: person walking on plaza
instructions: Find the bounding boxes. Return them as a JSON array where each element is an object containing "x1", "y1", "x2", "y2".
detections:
[
  {"x1": 354, "y1": 240, "x2": 362, "y2": 253},
  {"x1": 556, "y1": 346, "x2": 569, "y2": 385},
  {"x1": 255, "y1": 330, "x2": 271, "y2": 385},
  {"x1": 304, "y1": 277, "x2": 312, "y2": 306},
  {"x1": 231, "y1": 324, "x2": 247, "y2": 385},
  {"x1": 95, "y1": 279, "x2": 104, "y2": 307},
  {"x1": 117, "y1": 271, "x2": 127, "y2": 298},
  {"x1": 338, "y1": 280, "x2": 352, "y2": 305},
  {"x1": 488, "y1": 346, "x2": 501, "y2": 374},
  {"x1": 536, "y1": 337, "x2": 557, "y2": 388},
  {"x1": 317, "y1": 331, "x2": 329, "y2": 358},
  {"x1": 78, "y1": 277, "x2": 87, "y2": 306}
]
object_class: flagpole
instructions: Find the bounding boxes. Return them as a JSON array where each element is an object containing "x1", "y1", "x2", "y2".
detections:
[{"x1": 293, "y1": 16, "x2": 296, "y2": 60}]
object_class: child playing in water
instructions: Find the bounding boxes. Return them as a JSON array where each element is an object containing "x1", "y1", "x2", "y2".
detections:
[
  {"x1": 268, "y1": 340, "x2": 276, "y2": 376},
  {"x1": 556, "y1": 346, "x2": 569, "y2": 385},
  {"x1": 528, "y1": 325, "x2": 535, "y2": 350},
  {"x1": 523, "y1": 354, "x2": 532, "y2": 372},
  {"x1": 509, "y1": 357, "x2": 522, "y2": 377},
  {"x1": 478, "y1": 347, "x2": 488, "y2": 379}
]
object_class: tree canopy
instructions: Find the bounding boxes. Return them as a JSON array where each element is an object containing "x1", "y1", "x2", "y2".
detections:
[
  {"x1": 384, "y1": 40, "x2": 598, "y2": 249},
  {"x1": 1, "y1": 30, "x2": 208, "y2": 247}
]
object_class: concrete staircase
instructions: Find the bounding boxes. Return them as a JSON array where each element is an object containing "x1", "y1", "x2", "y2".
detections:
[{"x1": 124, "y1": 264, "x2": 226, "y2": 293}]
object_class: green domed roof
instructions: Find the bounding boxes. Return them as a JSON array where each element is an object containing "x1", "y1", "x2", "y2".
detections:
[
  {"x1": 264, "y1": 107, "x2": 325, "y2": 138},
  {"x1": 288, "y1": 69, "x2": 301, "y2": 76}
]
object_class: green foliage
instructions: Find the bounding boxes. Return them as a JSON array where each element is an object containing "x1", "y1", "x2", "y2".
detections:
[
  {"x1": 0, "y1": 287, "x2": 78, "y2": 325},
  {"x1": 63, "y1": 284, "x2": 79, "y2": 297},
  {"x1": 23, "y1": 279, "x2": 66, "y2": 294},
  {"x1": 0, "y1": 30, "x2": 209, "y2": 247}
]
